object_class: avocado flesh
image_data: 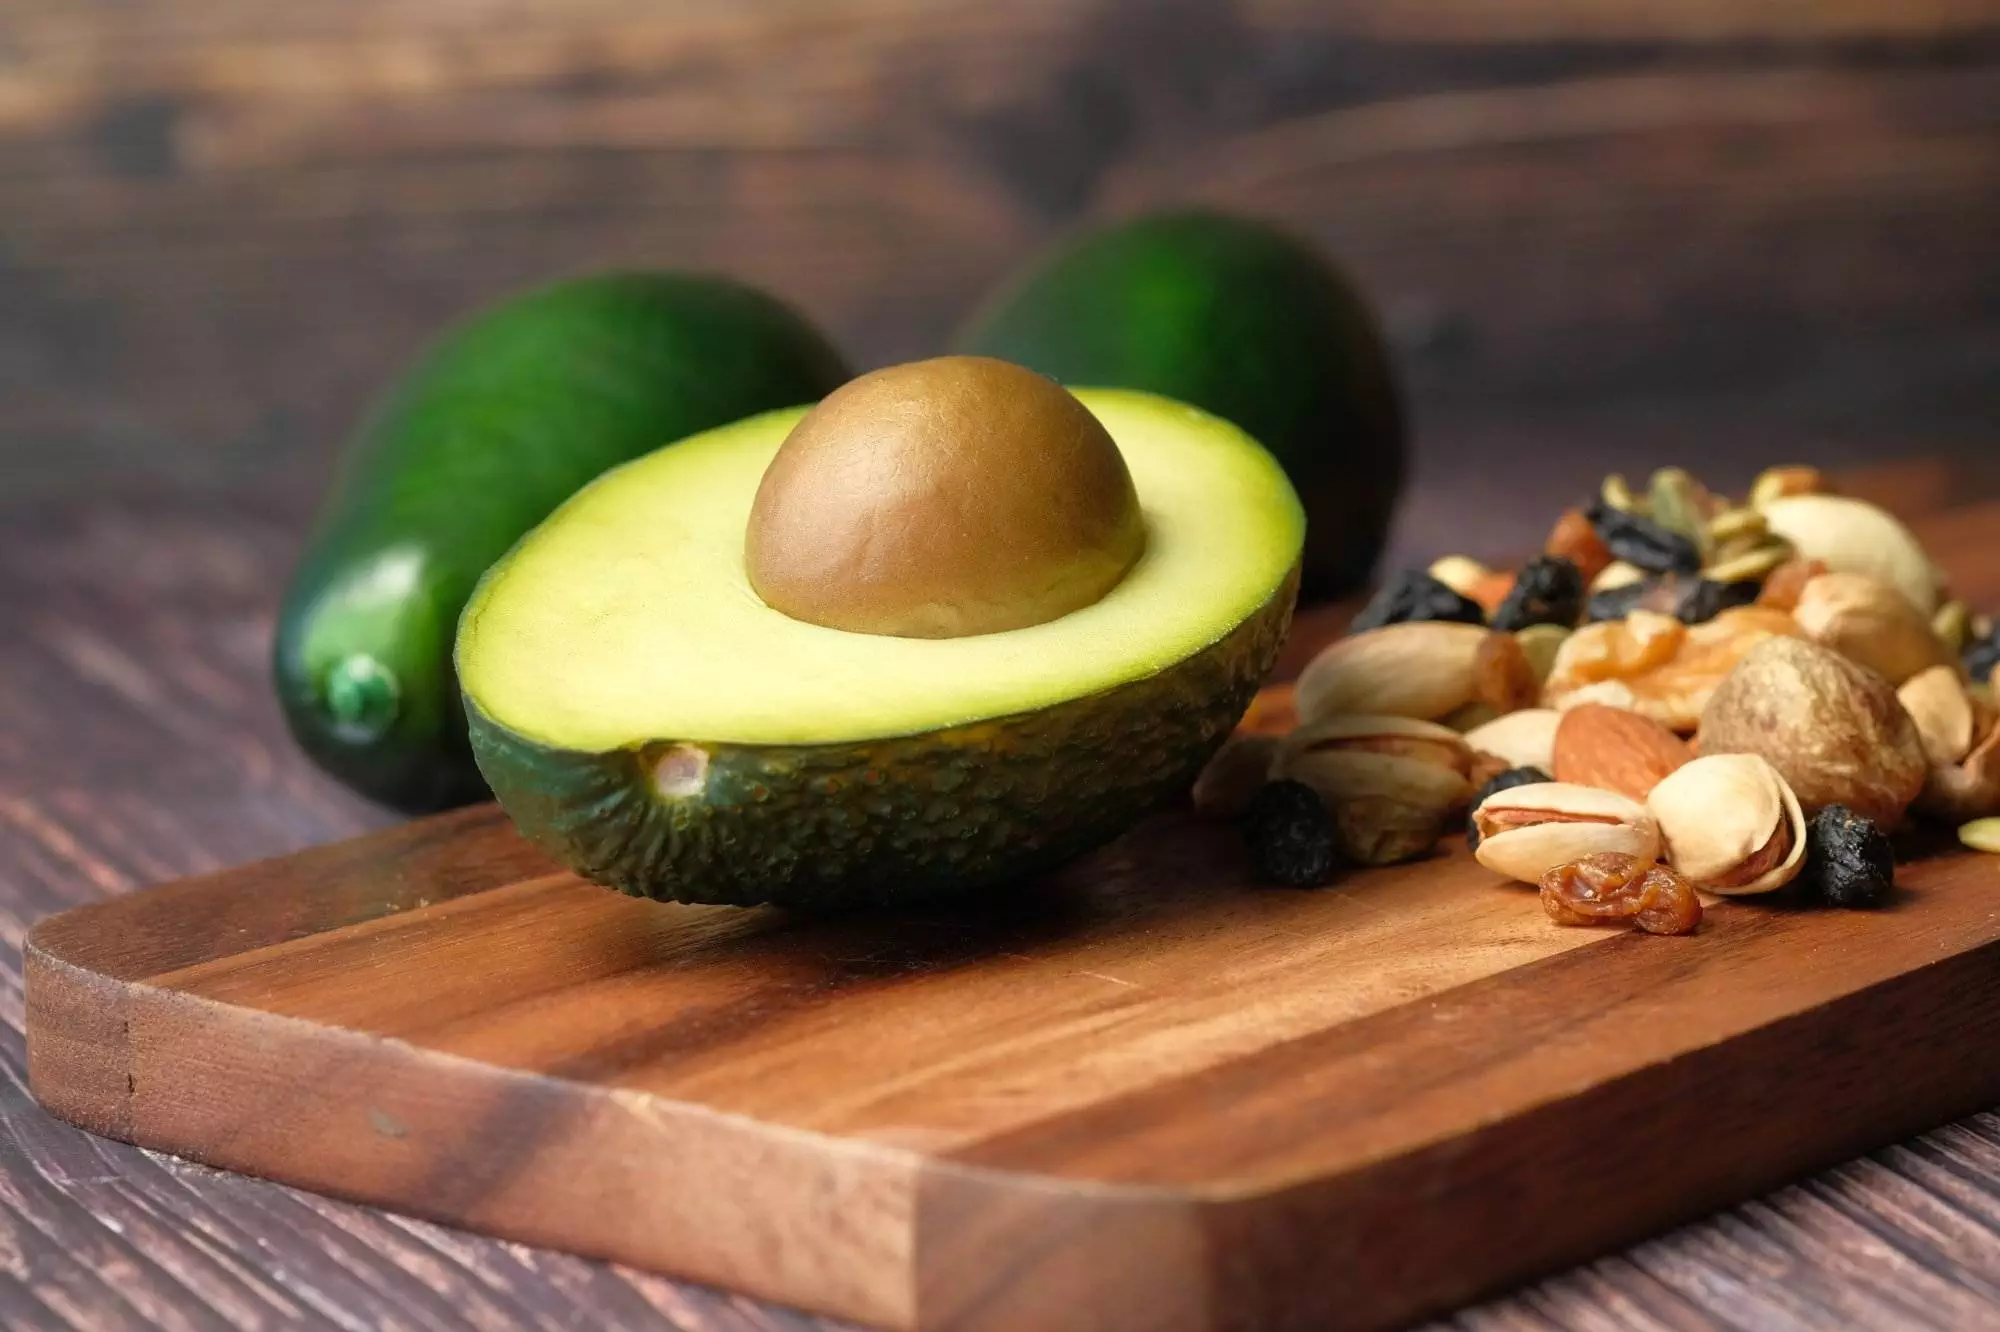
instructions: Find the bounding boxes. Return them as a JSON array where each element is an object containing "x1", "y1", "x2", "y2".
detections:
[
  {"x1": 953, "y1": 211, "x2": 1405, "y2": 601},
  {"x1": 459, "y1": 390, "x2": 1304, "y2": 907}
]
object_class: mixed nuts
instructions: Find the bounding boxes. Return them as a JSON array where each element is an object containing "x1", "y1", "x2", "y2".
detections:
[{"x1": 1197, "y1": 462, "x2": 2000, "y2": 932}]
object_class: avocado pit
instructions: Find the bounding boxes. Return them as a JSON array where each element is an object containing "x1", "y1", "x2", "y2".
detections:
[{"x1": 744, "y1": 355, "x2": 1145, "y2": 638}]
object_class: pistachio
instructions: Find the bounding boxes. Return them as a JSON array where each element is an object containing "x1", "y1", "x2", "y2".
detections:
[
  {"x1": 1932, "y1": 600, "x2": 1972, "y2": 655},
  {"x1": 1192, "y1": 733, "x2": 1281, "y2": 820},
  {"x1": 1760, "y1": 494, "x2": 1941, "y2": 614},
  {"x1": 1295, "y1": 621, "x2": 1490, "y2": 725},
  {"x1": 1427, "y1": 555, "x2": 1492, "y2": 601},
  {"x1": 1960, "y1": 818, "x2": 2000, "y2": 854},
  {"x1": 1279, "y1": 754, "x2": 1470, "y2": 870},
  {"x1": 1698, "y1": 636, "x2": 1927, "y2": 827},
  {"x1": 1278, "y1": 715, "x2": 1472, "y2": 778},
  {"x1": 1463, "y1": 709, "x2": 1562, "y2": 773},
  {"x1": 1917, "y1": 718, "x2": 2000, "y2": 824},
  {"x1": 1791, "y1": 572, "x2": 1953, "y2": 686},
  {"x1": 1515, "y1": 624, "x2": 1572, "y2": 687},
  {"x1": 1646, "y1": 754, "x2": 1805, "y2": 895},
  {"x1": 1898, "y1": 665, "x2": 1979, "y2": 768},
  {"x1": 1749, "y1": 464, "x2": 1830, "y2": 509},
  {"x1": 1472, "y1": 782, "x2": 1661, "y2": 884}
]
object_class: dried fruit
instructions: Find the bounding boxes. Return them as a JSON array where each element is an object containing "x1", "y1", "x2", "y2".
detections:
[
  {"x1": 1897, "y1": 665, "x2": 1980, "y2": 768},
  {"x1": 1463, "y1": 709, "x2": 1561, "y2": 774},
  {"x1": 1490, "y1": 556, "x2": 1584, "y2": 632},
  {"x1": 1964, "y1": 623, "x2": 2000, "y2": 690},
  {"x1": 1192, "y1": 733, "x2": 1281, "y2": 819},
  {"x1": 1548, "y1": 607, "x2": 1803, "y2": 734},
  {"x1": 1472, "y1": 630, "x2": 1538, "y2": 715},
  {"x1": 1277, "y1": 717, "x2": 1473, "y2": 866},
  {"x1": 1760, "y1": 494, "x2": 1941, "y2": 615},
  {"x1": 1791, "y1": 572, "x2": 1953, "y2": 686},
  {"x1": 1698, "y1": 636, "x2": 1927, "y2": 827},
  {"x1": 1540, "y1": 853, "x2": 1702, "y2": 936},
  {"x1": 1584, "y1": 580, "x2": 1654, "y2": 624},
  {"x1": 1551, "y1": 704, "x2": 1692, "y2": 800},
  {"x1": 1546, "y1": 508, "x2": 1612, "y2": 585},
  {"x1": 1960, "y1": 818, "x2": 2000, "y2": 854},
  {"x1": 1466, "y1": 569, "x2": 1518, "y2": 616},
  {"x1": 1351, "y1": 569, "x2": 1486, "y2": 634},
  {"x1": 1471, "y1": 782, "x2": 1661, "y2": 884},
  {"x1": 1237, "y1": 682, "x2": 1297, "y2": 736},
  {"x1": 1798, "y1": 804, "x2": 1894, "y2": 908},
  {"x1": 1676, "y1": 578, "x2": 1762, "y2": 625},
  {"x1": 1749, "y1": 464, "x2": 1830, "y2": 509},
  {"x1": 1242, "y1": 781, "x2": 1340, "y2": 886},
  {"x1": 1585, "y1": 499, "x2": 1702, "y2": 577},
  {"x1": 1465, "y1": 765, "x2": 1555, "y2": 849},
  {"x1": 1755, "y1": 557, "x2": 1828, "y2": 613},
  {"x1": 1645, "y1": 753, "x2": 1805, "y2": 895},
  {"x1": 1295, "y1": 622, "x2": 1491, "y2": 725}
]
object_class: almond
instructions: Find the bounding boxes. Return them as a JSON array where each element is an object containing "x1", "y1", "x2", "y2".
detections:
[{"x1": 1551, "y1": 703, "x2": 1694, "y2": 801}]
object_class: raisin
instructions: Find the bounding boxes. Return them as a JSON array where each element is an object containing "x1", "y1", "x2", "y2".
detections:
[
  {"x1": 1584, "y1": 581, "x2": 1651, "y2": 624},
  {"x1": 1799, "y1": 804, "x2": 1895, "y2": 908},
  {"x1": 1466, "y1": 766, "x2": 1553, "y2": 849},
  {"x1": 1584, "y1": 499, "x2": 1702, "y2": 576},
  {"x1": 1350, "y1": 569, "x2": 1486, "y2": 634},
  {"x1": 1490, "y1": 556, "x2": 1584, "y2": 631},
  {"x1": 1676, "y1": 578, "x2": 1762, "y2": 626},
  {"x1": 1963, "y1": 625, "x2": 2000, "y2": 689},
  {"x1": 1540, "y1": 852, "x2": 1702, "y2": 936},
  {"x1": 1242, "y1": 781, "x2": 1340, "y2": 887}
]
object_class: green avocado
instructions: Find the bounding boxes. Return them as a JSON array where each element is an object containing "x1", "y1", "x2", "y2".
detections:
[
  {"x1": 274, "y1": 272, "x2": 851, "y2": 812},
  {"x1": 953, "y1": 211, "x2": 1406, "y2": 600},
  {"x1": 457, "y1": 391, "x2": 1303, "y2": 908}
]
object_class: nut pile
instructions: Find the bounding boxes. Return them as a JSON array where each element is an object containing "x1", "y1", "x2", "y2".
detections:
[{"x1": 1197, "y1": 463, "x2": 2000, "y2": 931}]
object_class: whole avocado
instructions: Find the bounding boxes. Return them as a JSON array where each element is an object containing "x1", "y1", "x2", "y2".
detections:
[
  {"x1": 954, "y1": 211, "x2": 1406, "y2": 599},
  {"x1": 275, "y1": 272, "x2": 851, "y2": 812}
]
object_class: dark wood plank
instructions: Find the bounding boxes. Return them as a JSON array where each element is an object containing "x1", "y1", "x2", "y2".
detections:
[{"x1": 2, "y1": 2, "x2": 1995, "y2": 510}]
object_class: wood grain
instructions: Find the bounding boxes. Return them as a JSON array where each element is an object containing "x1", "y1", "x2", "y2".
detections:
[
  {"x1": 7, "y1": 460, "x2": 2000, "y2": 1330},
  {"x1": 1, "y1": 1, "x2": 1995, "y2": 511}
]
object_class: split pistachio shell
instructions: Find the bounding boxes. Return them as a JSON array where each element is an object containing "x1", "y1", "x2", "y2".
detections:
[
  {"x1": 1281, "y1": 749, "x2": 1472, "y2": 866},
  {"x1": 1761, "y1": 494, "x2": 1941, "y2": 615},
  {"x1": 1295, "y1": 621, "x2": 1490, "y2": 725},
  {"x1": 1471, "y1": 782, "x2": 1661, "y2": 884},
  {"x1": 1791, "y1": 572, "x2": 1953, "y2": 686},
  {"x1": 1645, "y1": 753, "x2": 1805, "y2": 895},
  {"x1": 1918, "y1": 719, "x2": 2000, "y2": 824},
  {"x1": 1462, "y1": 709, "x2": 1561, "y2": 773},
  {"x1": 1898, "y1": 665, "x2": 1979, "y2": 768},
  {"x1": 1279, "y1": 714, "x2": 1472, "y2": 777}
]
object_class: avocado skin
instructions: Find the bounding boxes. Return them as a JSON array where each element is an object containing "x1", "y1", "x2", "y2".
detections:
[
  {"x1": 954, "y1": 211, "x2": 1406, "y2": 601},
  {"x1": 466, "y1": 571, "x2": 1296, "y2": 908},
  {"x1": 275, "y1": 273, "x2": 851, "y2": 813}
]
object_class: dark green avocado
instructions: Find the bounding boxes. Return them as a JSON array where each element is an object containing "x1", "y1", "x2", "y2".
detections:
[
  {"x1": 954, "y1": 210, "x2": 1407, "y2": 600},
  {"x1": 275, "y1": 272, "x2": 851, "y2": 812}
]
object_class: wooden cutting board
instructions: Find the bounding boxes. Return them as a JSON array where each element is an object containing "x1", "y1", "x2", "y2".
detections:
[{"x1": 22, "y1": 773, "x2": 2000, "y2": 1332}]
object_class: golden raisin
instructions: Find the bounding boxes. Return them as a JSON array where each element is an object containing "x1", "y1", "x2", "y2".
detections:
[
  {"x1": 1473, "y1": 630, "x2": 1538, "y2": 714},
  {"x1": 1539, "y1": 852, "x2": 1702, "y2": 936}
]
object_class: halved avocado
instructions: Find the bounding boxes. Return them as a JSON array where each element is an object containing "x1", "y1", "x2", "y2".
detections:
[{"x1": 458, "y1": 390, "x2": 1303, "y2": 907}]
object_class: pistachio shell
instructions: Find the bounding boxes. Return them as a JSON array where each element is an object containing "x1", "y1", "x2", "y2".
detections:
[
  {"x1": 1918, "y1": 719, "x2": 2000, "y2": 824},
  {"x1": 1295, "y1": 622, "x2": 1490, "y2": 725},
  {"x1": 1761, "y1": 494, "x2": 1941, "y2": 615},
  {"x1": 1279, "y1": 714, "x2": 1472, "y2": 777},
  {"x1": 1645, "y1": 753, "x2": 1805, "y2": 895},
  {"x1": 1898, "y1": 665, "x2": 1978, "y2": 768},
  {"x1": 1192, "y1": 733, "x2": 1281, "y2": 820},
  {"x1": 1471, "y1": 782, "x2": 1661, "y2": 884},
  {"x1": 1791, "y1": 572, "x2": 1953, "y2": 686},
  {"x1": 1282, "y1": 750, "x2": 1471, "y2": 866},
  {"x1": 1462, "y1": 709, "x2": 1561, "y2": 772}
]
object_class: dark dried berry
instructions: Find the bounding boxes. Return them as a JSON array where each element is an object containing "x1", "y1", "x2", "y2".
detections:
[
  {"x1": 1350, "y1": 569, "x2": 1486, "y2": 634},
  {"x1": 1584, "y1": 499, "x2": 1702, "y2": 577},
  {"x1": 1243, "y1": 781, "x2": 1340, "y2": 887},
  {"x1": 1799, "y1": 804, "x2": 1895, "y2": 908},
  {"x1": 1964, "y1": 625, "x2": 2000, "y2": 688},
  {"x1": 1676, "y1": 578, "x2": 1762, "y2": 625},
  {"x1": 1491, "y1": 556, "x2": 1585, "y2": 631},
  {"x1": 1466, "y1": 766, "x2": 1554, "y2": 849},
  {"x1": 1583, "y1": 579, "x2": 1660, "y2": 624}
]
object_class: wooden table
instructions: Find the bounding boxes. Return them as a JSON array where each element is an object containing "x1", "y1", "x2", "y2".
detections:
[{"x1": 1, "y1": 468, "x2": 1997, "y2": 1331}]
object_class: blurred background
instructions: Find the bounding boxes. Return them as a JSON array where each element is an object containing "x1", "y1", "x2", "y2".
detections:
[{"x1": 2, "y1": 0, "x2": 1996, "y2": 563}]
